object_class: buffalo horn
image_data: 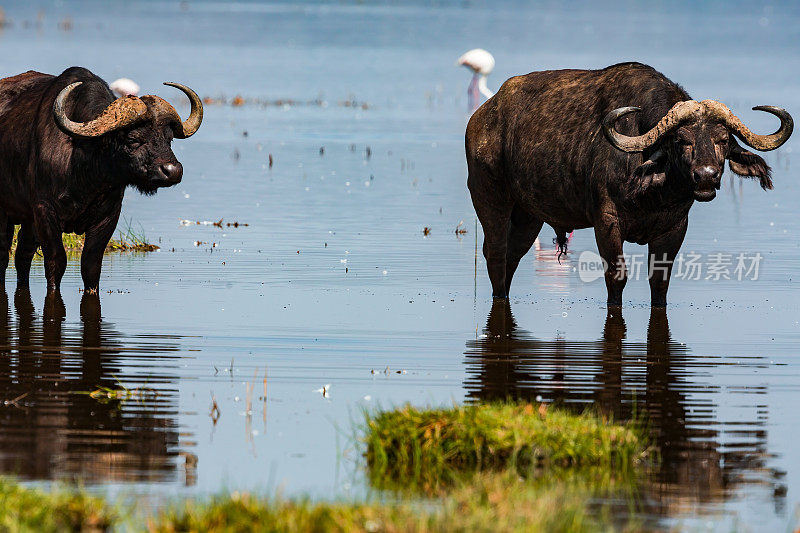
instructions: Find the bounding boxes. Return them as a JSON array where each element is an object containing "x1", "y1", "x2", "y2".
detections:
[{"x1": 53, "y1": 82, "x2": 149, "y2": 138}]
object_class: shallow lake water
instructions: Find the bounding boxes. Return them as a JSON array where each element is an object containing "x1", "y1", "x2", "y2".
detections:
[{"x1": 0, "y1": 0, "x2": 797, "y2": 530}]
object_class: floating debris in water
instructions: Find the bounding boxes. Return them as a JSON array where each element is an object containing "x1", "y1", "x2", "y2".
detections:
[
  {"x1": 200, "y1": 94, "x2": 370, "y2": 110},
  {"x1": 370, "y1": 367, "x2": 406, "y2": 376},
  {"x1": 180, "y1": 218, "x2": 249, "y2": 228},
  {"x1": 210, "y1": 394, "x2": 221, "y2": 425},
  {"x1": 57, "y1": 16, "x2": 72, "y2": 31},
  {"x1": 2, "y1": 392, "x2": 28, "y2": 407}
]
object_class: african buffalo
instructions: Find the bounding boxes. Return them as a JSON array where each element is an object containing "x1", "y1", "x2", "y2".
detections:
[
  {"x1": 0, "y1": 67, "x2": 203, "y2": 293},
  {"x1": 466, "y1": 62, "x2": 792, "y2": 307}
]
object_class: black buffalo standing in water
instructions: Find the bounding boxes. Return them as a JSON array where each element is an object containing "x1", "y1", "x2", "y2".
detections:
[
  {"x1": 466, "y1": 62, "x2": 792, "y2": 306},
  {"x1": 0, "y1": 67, "x2": 203, "y2": 293}
]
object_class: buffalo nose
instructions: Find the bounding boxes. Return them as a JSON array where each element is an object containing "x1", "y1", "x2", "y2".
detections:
[
  {"x1": 160, "y1": 162, "x2": 183, "y2": 182},
  {"x1": 693, "y1": 165, "x2": 719, "y2": 184}
]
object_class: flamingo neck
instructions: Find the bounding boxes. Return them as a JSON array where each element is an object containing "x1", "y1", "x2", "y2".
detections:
[{"x1": 478, "y1": 75, "x2": 494, "y2": 98}]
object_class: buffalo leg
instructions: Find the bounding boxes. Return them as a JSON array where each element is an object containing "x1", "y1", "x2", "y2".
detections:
[
  {"x1": 469, "y1": 160, "x2": 513, "y2": 298},
  {"x1": 594, "y1": 214, "x2": 626, "y2": 307},
  {"x1": 81, "y1": 209, "x2": 120, "y2": 293},
  {"x1": 504, "y1": 204, "x2": 544, "y2": 295},
  {"x1": 647, "y1": 218, "x2": 688, "y2": 308},
  {"x1": 0, "y1": 217, "x2": 11, "y2": 284},
  {"x1": 15, "y1": 225, "x2": 39, "y2": 288},
  {"x1": 473, "y1": 198, "x2": 512, "y2": 298},
  {"x1": 34, "y1": 205, "x2": 67, "y2": 293}
]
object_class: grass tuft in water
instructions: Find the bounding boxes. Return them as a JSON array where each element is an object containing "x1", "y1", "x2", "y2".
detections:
[
  {"x1": 365, "y1": 402, "x2": 649, "y2": 489},
  {"x1": 0, "y1": 477, "x2": 114, "y2": 532},
  {"x1": 9, "y1": 218, "x2": 159, "y2": 254}
]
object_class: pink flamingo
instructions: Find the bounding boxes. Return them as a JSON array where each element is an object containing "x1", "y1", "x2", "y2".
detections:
[{"x1": 457, "y1": 48, "x2": 495, "y2": 111}]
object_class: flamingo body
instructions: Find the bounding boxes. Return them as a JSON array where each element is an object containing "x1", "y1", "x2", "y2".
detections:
[
  {"x1": 110, "y1": 78, "x2": 140, "y2": 97},
  {"x1": 458, "y1": 48, "x2": 495, "y2": 109},
  {"x1": 457, "y1": 48, "x2": 495, "y2": 75}
]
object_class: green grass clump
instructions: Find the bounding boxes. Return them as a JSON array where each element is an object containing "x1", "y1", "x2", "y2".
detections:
[
  {"x1": 365, "y1": 402, "x2": 648, "y2": 489},
  {"x1": 9, "y1": 221, "x2": 159, "y2": 255},
  {"x1": 0, "y1": 478, "x2": 114, "y2": 532},
  {"x1": 0, "y1": 476, "x2": 606, "y2": 533},
  {"x1": 153, "y1": 473, "x2": 607, "y2": 533}
]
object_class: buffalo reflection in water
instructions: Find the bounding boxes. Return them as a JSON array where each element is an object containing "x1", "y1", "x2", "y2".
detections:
[
  {"x1": 464, "y1": 301, "x2": 784, "y2": 516},
  {"x1": 0, "y1": 290, "x2": 193, "y2": 485}
]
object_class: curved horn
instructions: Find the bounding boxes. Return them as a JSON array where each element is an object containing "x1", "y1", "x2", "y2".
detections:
[
  {"x1": 602, "y1": 107, "x2": 642, "y2": 152},
  {"x1": 603, "y1": 100, "x2": 705, "y2": 152},
  {"x1": 53, "y1": 82, "x2": 149, "y2": 138},
  {"x1": 701, "y1": 100, "x2": 793, "y2": 152},
  {"x1": 163, "y1": 82, "x2": 203, "y2": 138}
]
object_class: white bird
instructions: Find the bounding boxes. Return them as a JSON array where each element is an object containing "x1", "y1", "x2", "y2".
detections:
[
  {"x1": 109, "y1": 78, "x2": 140, "y2": 98},
  {"x1": 457, "y1": 48, "x2": 495, "y2": 110}
]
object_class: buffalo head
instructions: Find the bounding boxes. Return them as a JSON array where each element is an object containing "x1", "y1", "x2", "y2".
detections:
[
  {"x1": 603, "y1": 100, "x2": 793, "y2": 201},
  {"x1": 53, "y1": 81, "x2": 203, "y2": 194}
]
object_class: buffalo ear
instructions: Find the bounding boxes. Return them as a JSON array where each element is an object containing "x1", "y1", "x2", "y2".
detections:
[
  {"x1": 628, "y1": 149, "x2": 667, "y2": 199},
  {"x1": 728, "y1": 139, "x2": 772, "y2": 190}
]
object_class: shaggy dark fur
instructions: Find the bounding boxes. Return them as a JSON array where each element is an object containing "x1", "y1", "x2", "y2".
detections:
[
  {"x1": 467, "y1": 62, "x2": 773, "y2": 307},
  {"x1": 0, "y1": 67, "x2": 187, "y2": 293}
]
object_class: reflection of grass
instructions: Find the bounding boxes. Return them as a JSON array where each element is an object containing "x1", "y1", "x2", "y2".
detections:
[
  {"x1": 9, "y1": 219, "x2": 159, "y2": 255},
  {"x1": 0, "y1": 477, "x2": 114, "y2": 531},
  {"x1": 0, "y1": 403, "x2": 651, "y2": 532}
]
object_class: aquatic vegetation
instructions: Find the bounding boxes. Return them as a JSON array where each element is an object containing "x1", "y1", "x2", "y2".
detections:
[
  {"x1": 9, "y1": 220, "x2": 159, "y2": 254},
  {"x1": 75, "y1": 383, "x2": 159, "y2": 404},
  {"x1": 0, "y1": 403, "x2": 647, "y2": 532},
  {"x1": 0, "y1": 476, "x2": 608, "y2": 532},
  {"x1": 0, "y1": 478, "x2": 114, "y2": 532},
  {"x1": 152, "y1": 474, "x2": 608, "y2": 533},
  {"x1": 365, "y1": 402, "x2": 649, "y2": 490}
]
